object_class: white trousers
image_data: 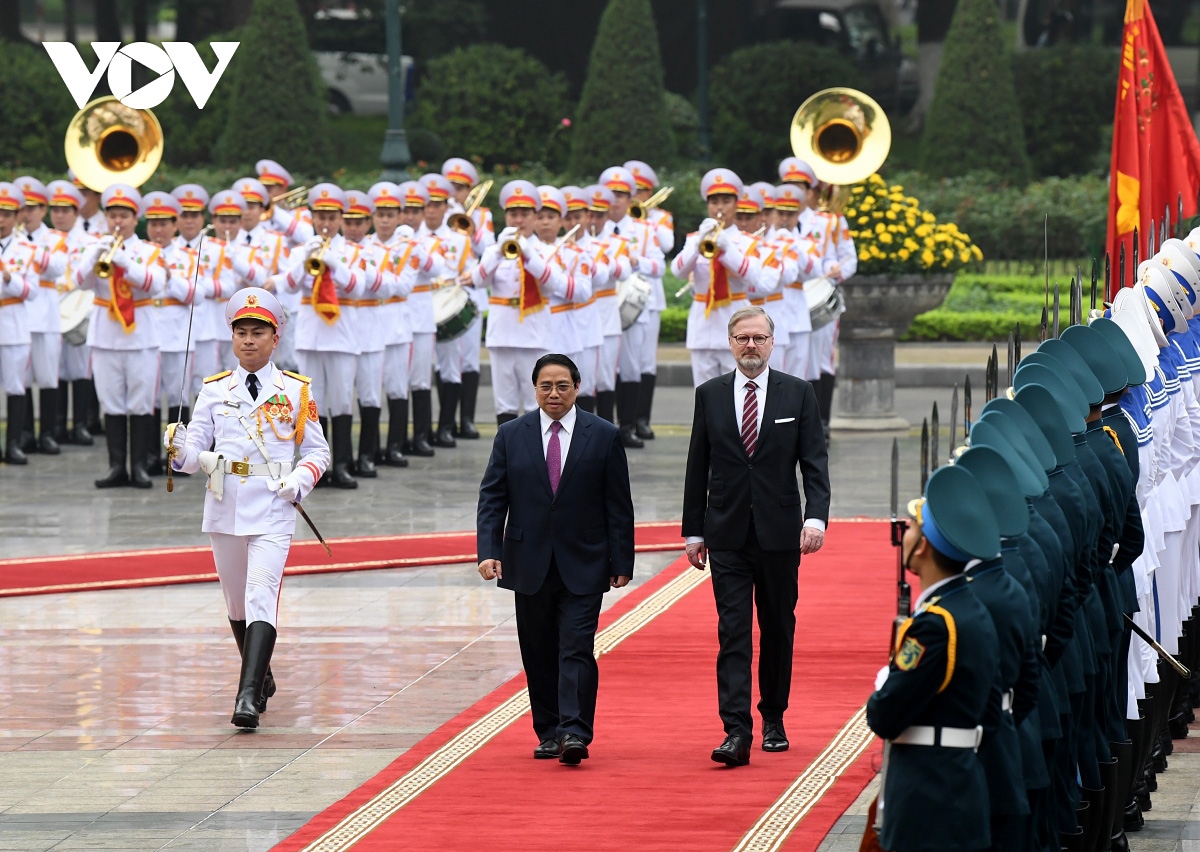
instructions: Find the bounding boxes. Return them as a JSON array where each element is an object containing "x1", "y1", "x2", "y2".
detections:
[
  {"x1": 296, "y1": 350, "x2": 356, "y2": 417},
  {"x1": 210, "y1": 531, "x2": 291, "y2": 627},
  {"x1": 60, "y1": 342, "x2": 90, "y2": 381},
  {"x1": 460, "y1": 313, "x2": 483, "y2": 373},
  {"x1": 809, "y1": 321, "x2": 838, "y2": 379},
  {"x1": 383, "y1": 342, "x2": 411, "y2": 400},
  {"x1": 786, "y1": 332, "x2": 811, "y2": 381},
  {"x1": 158, "y1": 351, "x2": 193, "y2": 409},
  {"x1": 619, "y1": 322, "x2": 652, "y2": 380},
  {"x1": 356, "y1": 350, "x2": 384, "y2": 407},
  {"x1": 27, "y1": 332, "x2": 62, "y2": 388},
  {"x1": 490, "y1": 346, "x2": 539, "y2": 415},
  {"x1": 597, "y1": 335, "x2": 620, "y2": 393},
  {"x1": 408, "y1": 332, "x2": 435, "y2": 392},
  {"x1": 578, "y1": 345, "x2": 599, "y2": 397},
  {"x1": 690, "y1": 349, "x2": 736, "y2": 387},
  {"x1": 92, "y1": 347, "x2": 159, "y2": 415},
  {"x1": 640, "y1": 309, "x2": 661, "y2": 376},
  {"x1": 190, "y1": 340, "x2": 221, "y2": 399},
  {"x1": 435, "y1": 339, "x2": 462, "y2": 384},
  {"x1": 0, "y1": 344, "x2": 30, "y2": 396}
]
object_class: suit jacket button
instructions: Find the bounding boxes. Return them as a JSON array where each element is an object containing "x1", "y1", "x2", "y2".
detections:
[
  {"x1": 748, "y1": 464, "x2": 753, "y2": 470},
  {"x1": 551, "y1": 505, "x2": 556, "y2": 512}
]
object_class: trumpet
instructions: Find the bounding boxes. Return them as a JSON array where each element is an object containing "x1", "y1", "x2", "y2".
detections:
[
  {"x1": 699, "y1": 215, "x2": 724, "y2": 259},
  {"x1": 95, "y1": 233, "x2": 125, "y2": 279},
  {"x1": 500, "y1": 233, "x2": 524, "y2": 261},
  {"x1": 447, "y1": 180, "x2": 494, "y2": 236},
  {"x1": 262, "y1": 185, "x2": 308, "y2": 221},
  {"x1": 305, "y1": 234, "x2": 333, "y2": 277},
  {"x1": 629, "y1": 185, "x2": 674, "y2": 220}
]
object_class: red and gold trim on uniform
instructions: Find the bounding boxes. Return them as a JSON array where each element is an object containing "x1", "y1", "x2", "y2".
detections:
[
  {"x1": 310, "y1": 188, "x2": 345, "y2": 212},
  {"x1": 605, "y1": 176, "x2": 633, "y2": 194},
  {"x1": 19, "y1": 184, "x2": 48, "y2": 206},
  {"x1": 177, "y1": 190, "x2": 206, "y2": 212},
  {"x1": 144, "y1": 199, "x2": 178, "y2": 219},
  {"x1": 312, "y1": 269, "x2": 340, "y2": 324},
  {"x1": 504, "y1": 185, "x2": 537, "y2": 210},
  {"x1": 231, "y1": 292, "x2": 279, "y2": 327},
  {"x1": 516, "y1": 256, "x2": 546, "y2": 321},
  {"x1": 258, "y1": 169, "x2": 289, "y2": 188}
]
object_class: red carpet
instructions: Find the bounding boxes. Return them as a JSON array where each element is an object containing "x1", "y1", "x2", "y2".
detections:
[
  {"x1": 0, "y1": 521, "x2": 682, "y2": 598},
  {"x1": 273, "y1": 519, "x2": 893, "y2": 852}
]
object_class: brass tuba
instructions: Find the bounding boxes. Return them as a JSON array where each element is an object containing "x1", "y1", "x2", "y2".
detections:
[
  {"x1": 65, "y1": 96, "x2": 163, "y2": 191},
  {"x1": 789, "y1": 87, "x2": 891, "y2": 213}
]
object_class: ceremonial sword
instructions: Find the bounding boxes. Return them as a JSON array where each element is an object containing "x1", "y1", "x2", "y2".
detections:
[{"x1": 1125, "y1": 615, "x2": 1191, "y2": 679}]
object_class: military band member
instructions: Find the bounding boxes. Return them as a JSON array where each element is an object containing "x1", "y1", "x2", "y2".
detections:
[
  {"x1": 280, "y1": 182, "x2": 361, "y2": 488},
  {"x1": 563, "y1": 185, "x2": 606, "y2": 413},
  {"x1": 172, "y1": 185, "x2": 217, "y2": 403},
  {"x1": 580, "y1": 185, "x2": 624, "y2": 424},
  {"x1": 256, "y1": 159, "x2": 314, "y2": 246},
  {"x1": 15, "y1": 176, "x2": 68, "y2": 455},
  {"x1": 671, "y1": 169, "x2": 764, "y2": 386},
  {"x1": 737, "y1": 185, "x2": 787, "y2": 370},
  {"x1": 367, "y1": 181, "x2": 420, "y2": 467},
  {"x1": 421, "y1": 172, "x2": 475, "y2": 449},
  {"x1": 625, "y1": 161, "x2": 673, "y2": 439},
  {"x1": 773, "y1": 184, "x2": 816, "y2": 379},
  {"x1": 399, "y1": 179, "x2": 444, "y2": 457},
  {"x1": 236, "y1": 177, "x2": 297, "y2": 372},
  {"x1": 443, "y1": 157, "x2": 496, "y2": 258},
  {"x1": 470, "y1": 180, "x2": 569, "y2": 423},
  {"x1": 46, "y1": 180, "x2": 97, "y2": 446},
  {"x1": 74, "y1": 184, "x2": 166, "y2": 488},
  {"x1": 0, "y1": 183, "x2": 39, "y2": 464},
  {"x1": 166, "y1": 287, "x2": 330, "y2": 729},
  {"x1": 536, "y1": 186, "x2": 593, "y2": 400},
  {"x1": 69, "y1": 169, "x2": 107, "y2": 235}
]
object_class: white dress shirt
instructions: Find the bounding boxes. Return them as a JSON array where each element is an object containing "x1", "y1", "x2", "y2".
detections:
[{"x1": 539, "y1": 404, "x2": 576, "y2": 476}]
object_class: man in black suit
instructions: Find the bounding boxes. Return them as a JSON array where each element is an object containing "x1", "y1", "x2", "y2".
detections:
[
  {"x1": 477, "y1": 353, "x2": 636, "y2": 765},
  {"x1": 682, "y1": 305, "x2": 831, "y2": 767}
]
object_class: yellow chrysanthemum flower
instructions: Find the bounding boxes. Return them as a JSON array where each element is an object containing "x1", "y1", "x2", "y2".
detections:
[{"x1": 879, "y1": 231, "x2": 894, "y2": 244}]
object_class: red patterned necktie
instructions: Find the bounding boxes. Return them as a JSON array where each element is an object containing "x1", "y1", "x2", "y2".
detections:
[
  {"x1": 547, "y1": 420, "x2": 563, "y2": 494},
  {"x1": 741, "y1": 380, "x2": 759, "y2": 456}
]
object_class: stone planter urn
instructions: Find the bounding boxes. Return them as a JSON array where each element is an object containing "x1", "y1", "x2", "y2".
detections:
[{"x1": 830, "y1": 272, "x2": 955, "y2": 431}]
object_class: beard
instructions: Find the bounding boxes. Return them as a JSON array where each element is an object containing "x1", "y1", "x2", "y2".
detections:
[{"x1": 736, "y1": 352, "x2": 765, "y2": 372}]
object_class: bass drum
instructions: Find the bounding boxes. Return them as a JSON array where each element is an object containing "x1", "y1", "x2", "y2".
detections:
[
  {"x1": 618, "y1": 273, "x2": 653, "y2": 330},
  {"x1": 434, "y1": 283, "x2": 480, "y2": 342},
  {"x1": 59, "y1": 288, "x2": 93, "y2": 346},
  {"x1": 805, "y1": 277, "x2": 845, "y2": 331}
]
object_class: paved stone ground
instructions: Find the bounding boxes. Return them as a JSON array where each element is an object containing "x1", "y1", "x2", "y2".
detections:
[{"x1": 2, "y1": 381, "x2": 1195, "y2": 850}]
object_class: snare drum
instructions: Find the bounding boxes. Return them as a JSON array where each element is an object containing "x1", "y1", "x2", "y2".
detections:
[
  {"x1": 434, "y1": 284, "x2": 480, "y2": 342},
  {"x1": 59, "y1": 288, "x2": 93, "y2": 346},
  {"x1": 618, "y1": 273, "x2": 653, "y2": 330},
  {"x1": 804, "y1": 277, "x2": 845, "y2": 330}
]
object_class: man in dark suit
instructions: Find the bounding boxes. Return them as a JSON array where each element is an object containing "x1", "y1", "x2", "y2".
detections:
[
  {"x1": 682, "y1": 306, "x2": 831, "y2": 766},
  {"x1": 477, "y1": 353, "x2": 636, "y2": 765}
]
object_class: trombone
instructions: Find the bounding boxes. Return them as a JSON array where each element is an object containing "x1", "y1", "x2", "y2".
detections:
[
  {"x1": 263, "y1": 185, "x2": 308, "y2": 221},
  {"x1": 630, "y1": 185, "x2": 674, "y2": 220},
  {"x1": 448, "y1": 179, "x2": 494, "y2": 235},
  {"x1": 699, "y1": 213, "x2": 724, "y2": 259},
  {"x1": 95, "y1": 233, "x2": 125, "y2": 279}
]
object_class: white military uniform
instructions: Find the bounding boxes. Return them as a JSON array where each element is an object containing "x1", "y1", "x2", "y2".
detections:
[
  {"x1": 430, "y1": 224, "x2": 476, "y2": 383},
  {"x1": 800, "y1": 206, "x2": 842, "y2": 381},
  {"x1": 345, "y1": 235, "x2": 393, "y2": 408},
  {"x1": 21, "y1": 221, "x2": 68, "y2": 392},
  {"x1": 371, "y1": 227, "x2": 421, "y2": 404},
  {"x1": 607, "y1": 214, "x2": 665, "y2": 381},
  {"x1": 155, "y1": 239, "x2": 203, "y2": 413},
  {"x1": 0, "y1": 229, "x2": 38, "y2": 397},
  {"x1": 574, "y1": 229, "x2": 611, "y2": 398},
  {"x1": 411, "y1": 223, "x2": 446, "y2": 393},
  {"x1": 58, "y1": 217, "x2": 97, "y2": 383},
  {"x1": 243, "y1": 220, "x2": 295, "y2": 370},
  {"x1": 545, "y1": 235, "x2": 594, "y2": 369}
]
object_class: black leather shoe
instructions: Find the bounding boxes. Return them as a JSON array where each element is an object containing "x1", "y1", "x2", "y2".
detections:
[
  {"x1": 433, "y1": 426, "x2": 457, "y2": 448},
  {"x1": 356, "y1": 454, "x2": 378, "y2": 478},
  {"x1": 72, "y1": 422, "x2": 93, "y2": 446},
  {"x1": 456, "y1": 421, "x2": 480, "y2": 440},
  {"x1": 619, "y1": 425, "x2": 644, "y2": 449},
  {"x1": 409, "y1": 436, "x2": 436, "y2": 457},
  {"x1": 38, "y1": 433, "x2": 61, "y2": 455},
  {"x1": 534, "y1": 738, "x2": 560, "y2": 759},
  {"x1": 559, "y1": 734, "x2": 589, "y2": 765},
  {"x1": 762, "y1": 720, "x2": 789, "y2": 752},
  {"x1": 256, "y1": 669, "x2": 277, "y2": 714},
  {"x1": 4, "y1": 442, "x2": 27, "y2": 465},
  {"x1": 635, "y1": 418, "x2": 655, "y2": 440},
  {"x1": 711, "y1": 735, "x2": 750, "y2": 767}
]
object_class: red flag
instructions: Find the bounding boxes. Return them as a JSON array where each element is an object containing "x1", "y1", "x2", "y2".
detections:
[{"x1": 1107, "y1": 0, "x2": 1200, "y2": 298}]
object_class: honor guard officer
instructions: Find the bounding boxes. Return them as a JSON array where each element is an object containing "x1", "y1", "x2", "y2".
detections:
[
  {"x1": 599, "y1": 166, "x2": 665, "y2": 450},
  {"x1": 143, "y1": 191, "x2": 202, "y2": 471},
  {"x1": 74, "y1": 184, "x2": 167, "y2": 488},
  {"x1": 736, "y1": 185, "x2": 787, "y2": 370},
  {"x1": 565, "y1": 185, "x2": 609, "y2": 414},
  {"x1": 340, "y1": 188, "x2": 392, "y2": 477},
  {"x1": 281, "y1": 182, "x2": 361, "y2": 488},
  {"x1": 46, "y1": 180, "x2": 98, "y2": 446},
  {"x1": 420, "y1": 172, "x2": 476, "y2": 449},
  {"x1": 773, "y1": 184, "x2": 816, "y2": 380},
  {"x1": 400, "y1": 179, "x2": 445, "y2": 457},
  {"x1": 15, "y1": 176, "x2": 69, "y2": 455},
  {"x1": 536, "y1": 185, "x2": 593, "y2": 406},
  {"x1": 580, "y1": 185, "x2": 623, "y2": 424},
  {"x1": 672, "y1": 169, "x2": 764, "y2": 386},
  {"x1": 256, "y1": 159, "x2": 314, "y2": 246},
  {"x1": 166, "y1": 287, "x2": 330, "y2": 730},
  {"x1": 625, "y1": 160, "x2": 673, "y2": 439},
  {"x1": 0, "y1": 183, "x2": 39, "y2": 464},
  {"x1": 366, "y1": 181, "x2": 421, "y2": 467},
  {"x1": 470, "y1": 180, "x2": 570, "y2": 423},
  {"x1": 867, "y1": 465, "x2": 1001, "y2": 852}
]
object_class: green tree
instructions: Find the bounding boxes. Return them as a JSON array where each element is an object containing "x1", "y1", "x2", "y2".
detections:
[
  {"x1": 709, "y1": 42, "x2": 867, "y2": 181},
  {"x1": 920, "y1": 0, "x2": 1031, "y2": 181},
  {"x1": 0, "y1": 45, "x2": 77, "y2": 170},
  {"x1": 568, "y1": 0, "x2": 674, "y2": 177},
  {"x1": 214, "y1": 0, "x2": 332, "y2": 172}
]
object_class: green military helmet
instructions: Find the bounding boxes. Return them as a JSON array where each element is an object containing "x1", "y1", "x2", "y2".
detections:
[
  {"x1": 1013, "y1": 362, "x2": 1088, "y2": 432},
  {"x1": 1060, "y1": 324, "x2": 1127, "y2": 396},
  {"x1": 1038, "y1": 338, "x2": 1105, "y2": 407},
  {"x1": 980, "y1": 397, "x2": 1057, "y2": 472},
  {"x1": 1014, "y1": 383, "x2": 1078, "y2": 465},
  {"x1": 955, "y1": 446, "x2": 1030, "y2": 537},
  {"x1": 967, "y1": 418, "x2": 1046, "y2": 497},
  {"x1": 1088, "y1": 316, "x2": 1148, "y2": 388},
  {"x1": 979, "y1": 410, "x2": 1050, "y2": 487},
  {"x1": 908, "y1": 465, "x2": 1001, "y2": 562}
]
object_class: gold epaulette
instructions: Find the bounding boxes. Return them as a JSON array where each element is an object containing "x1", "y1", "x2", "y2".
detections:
[
  {"x1": 281, "y1": 370, "x2": 312, "y2": 383},
  {"x1": 203, "y1": 370, "x2": 232, "y2": 383}
]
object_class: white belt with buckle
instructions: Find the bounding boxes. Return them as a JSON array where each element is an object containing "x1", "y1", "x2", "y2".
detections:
[
  {"x1": 892, "y1": 725, "x2": 983, "y2": 750},
  {"x1": 198, "y1": 451, "x2": 292, "y2": 501}
]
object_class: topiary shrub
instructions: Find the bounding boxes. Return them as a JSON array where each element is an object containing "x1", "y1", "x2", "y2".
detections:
[
  {"x1": 155, "y1": 33, "x2": 242, "y2": 168},
  {"x1": 1013, "y1": 44, "x2": 1119, "y2": 178},
  {"x1": 410, "y1": 44, "x2": 571, "y2": 170},
  {"x1": 0, "y1": 44, "x2": 78, "y2": 170},
  {"x1": 665, "y1": 92, "x2": 701, "y2": 163},
  {"x1": 920, "y1": 0, "x2": 1030, "y2": 182},
  {"x1": 710, "y1": 42, "x2": 867, "y2": 181},
  {"x1": 214, "y1": 0, "x2": 333, "y2": 172}
]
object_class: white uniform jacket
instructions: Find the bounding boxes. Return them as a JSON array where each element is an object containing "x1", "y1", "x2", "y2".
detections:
[
  {"x1": 471, "y1": 234, "x2": 569, "y2": 350},
  {"x1": 410, "y1": 225, "x2": 449, "y2": 335},
  {"x1": 75, "y1": 234, "x2": 166, "y2": 351},
  {"x1": 24, "y1": 224, "x2": 68, "y2": 335},
  {"x1": 369, "y1": 231, "x2": 421, "y2": 347},
  {"x1": 672, "y1": 227, "x2": 763, "y2": 351},
  {"x1": 344, "y1": 238, "x2": 394, "y2": 354},
  {"x1": 155, "y1": 241, "x2": 204, "y2": 354},
  {"x1": 0, "y1": 234, "x2": 39, "y2": 345},
  {"x1": 546, "y1": 239, "x2": 594, "y2": 354},
  {"x1": 282, "y1": 233, "x2": 368, "y2": 354},
  {"x1": 606, "y1": 215, "x2": 666, "y2": 325}
]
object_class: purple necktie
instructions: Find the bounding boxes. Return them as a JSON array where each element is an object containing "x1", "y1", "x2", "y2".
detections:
[{"x1": 547, "y1": 420, "x2": 563, "y2": 495}]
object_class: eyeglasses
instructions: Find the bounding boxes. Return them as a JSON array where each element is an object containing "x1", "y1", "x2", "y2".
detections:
[
  {"x1": 536, "y1": 382, "x2": 575, "y2": 394},
  {"x1": 730, "y1": 334, "x2": 773, "y2": 347}
]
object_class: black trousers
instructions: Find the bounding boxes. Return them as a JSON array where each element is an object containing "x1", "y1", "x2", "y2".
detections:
[
  {"x1": 514, "y1": 559, "x2": 604, "y2": 744},
  {"x1": 709, "y1": 521, "x2": 801, "y2": 740}
]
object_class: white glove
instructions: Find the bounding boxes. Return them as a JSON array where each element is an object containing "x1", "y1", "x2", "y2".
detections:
[
  {"x1": 516, "y1": 235, "x2": 531, "y2": 257},
  {"x1": 271, "y1": 205, "x2": 294, "y2": 229},
  {"x1": 715, "y1": 227, "x2": 735, "y2": 252},
  {"x1": 698, "y1": 217, "x2": 718, "y2": 238},
  {"x1": 302, "y1": 235, "x2": 325, "y2": 257},
  {"x1": 164, "y1": 422, "x2": 186, "y2": 450},
  {"x1": 111, "y1": 247, "x2": 132, "y2": 270},
  {"x1": 874, "y1": 665, "x2": 890, "y2": 691},
  {"x1": 231, "y1": 248, "x2": 256, "y2": 281},
  {"x1": 395, "y1": 225, "x2": 415, "y2": 240},
  {"x1": 498, "y1": 226, "x2": 518, "y2": 243},
  {"x1": 277, "y1": 470, "x2": 302, "y2": 503},
  {"x1": 96, "y1": 234, "x2": 116, "y2": 251},
  {"x1": 636, "y1": 255, "x2": 657, "y2": 275}
]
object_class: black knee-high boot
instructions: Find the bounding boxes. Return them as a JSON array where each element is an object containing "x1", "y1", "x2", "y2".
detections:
[
  {"x1": 496, "y1": 412, "x2": 518, "y2": 426},
  {"x1": 86, "y1": 379, "x2": 103, "y2": 434},
  {"x1": 458, "y1": 371, "x2": 481, "y2": 439},
  {"x1": 71, "y1": 379, "x2": 93, "y2": 445},
  {"x1": 434, "y1": 381, "x2": 459, "y2": 448},
  {"x1": 5, "y1": 394, "x2": 28, "y2": 464},
  {"x1": 146, "y1": 408, "x2": 163, "y2": 475},
  {"x1": 596, "y1": 390, "x2": 616, "y2": 424},
  {"x1": 94, "y1": 414, "x2": 128, "y2": 487},
  {"x1": 37, "y1": 387, "x2": 61, "y2": 454},
  {"x1": 357, "y1": 405, "x2": 380, "y2": 477},
  {"x1": 231, "y1": 621, "x2": 277, "y2": 729},
  {"x1": 616, "y1": 381, "x2": 644, "y2": 448},
  {"x1": 19, "y1": 387, "x2": 35, "y2": 453},
  {"x1": 330, "y1": 414, "x2": 358, "y2": 488},
  {"x1": 129, "y1": 414, "x2": 153, "y2": 488},
  {"x1": 577, "y1": 395, "x2": 596, "y2": 414},
  {"x1": 636, "y1": 373, "x2": 656, "y2": 439},
  {"x1": 409, "y1": 389, "x2": 435, "y2": 456},
  {"x1": 54, "y1": 381, "x2": 69, "y2": 443},
  {"x1": 384, "y1": 397, "x2": 409, "y2": 467},
  {"x1": 229, "y1": 619, "x2": 276, "y2": 714}
]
